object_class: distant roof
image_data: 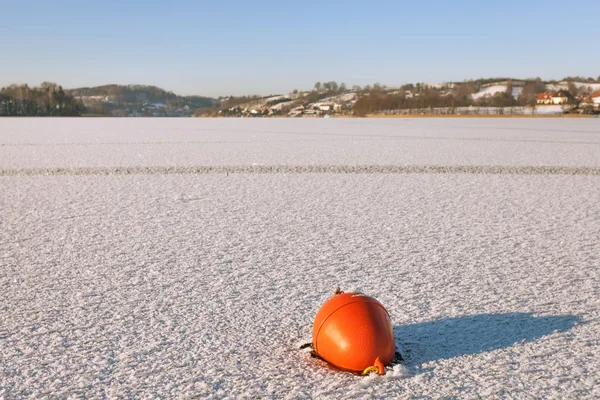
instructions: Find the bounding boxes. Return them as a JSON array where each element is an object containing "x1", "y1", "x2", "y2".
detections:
[{"x1": 553, "y1": 90, "x2": 572, "y2": 98}]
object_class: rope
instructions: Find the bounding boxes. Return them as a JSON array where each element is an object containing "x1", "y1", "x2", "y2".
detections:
[
  {"x1": 361, "y1": 357, "x2": 385, "y2": 376},
  {"x1": 361, "y1": 366, "x2": 380, "y2": 376}
]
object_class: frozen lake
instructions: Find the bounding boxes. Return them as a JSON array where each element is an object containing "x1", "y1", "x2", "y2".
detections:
[
  {"x1": 1, "y1": 118, "x2": 599, "y2": 398},
  {"x1": 1, "y1": 118, "x2": 600, "y2": 169}
]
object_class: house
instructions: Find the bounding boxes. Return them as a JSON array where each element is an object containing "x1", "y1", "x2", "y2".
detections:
[
  {"x1": 551, "y1": 90, "x2": 573, "y2": 105},
  {"x1": 577, "y1": 94, "x2": 592, "y2": 103},
  {"x1": 593, "y1": 92, "x2": 600, "y2": 105},
  {"x1": 537, "y1": 93, "x2": 553, "y2": 105},
  {"x1": 288, "y1": 106, "x2": 304, "y2": 117}
]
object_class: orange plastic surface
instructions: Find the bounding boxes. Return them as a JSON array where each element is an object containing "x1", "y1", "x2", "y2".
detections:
[{"x1": 312, "y1": 292, "x2": 395, "y2": 374}]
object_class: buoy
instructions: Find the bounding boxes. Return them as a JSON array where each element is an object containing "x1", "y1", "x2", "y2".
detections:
[{"x1": 312, "y1": 290, "x2": 395, "y2": 375}]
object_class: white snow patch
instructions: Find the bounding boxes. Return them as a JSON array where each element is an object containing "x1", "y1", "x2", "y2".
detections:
[
  {"x1": 547, "y1": 82, "x2": 600, "y2": 92},
  {"x1": 532, "y1": 105, "x2": 567, "y2": 114},
  {"x1": 269, "y1": 101, "x2": 294, "y2": 111},
  {"x1": 472, "y1": 85, "x2": 507, "y2": 99},
  {"x1": 574, "y1": 82, "x2": 600, "y2": 92},
  {"x1": 319, "y1": 93, "x2": 358, "y2": 103},
  {"x1": 472, "y1": 85, "x2": 522, "y2": 100}
]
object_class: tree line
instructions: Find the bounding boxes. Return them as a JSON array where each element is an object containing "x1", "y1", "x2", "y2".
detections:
[
  {"x1": 0, "y1": 83, "x2": 217, "y2": 117},
  {"x1": 0, "y1": 83, "x2": 85, "y2": 116},
  {"x1": 70, "y1": 84, "x2": 214, "y2": 109},
  {"x1": 3, "y1": 76, "x2": 599, "y2": 117}
]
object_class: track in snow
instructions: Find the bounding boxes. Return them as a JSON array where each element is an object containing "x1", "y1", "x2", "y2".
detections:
[{"x1": 2, "y1": 164, "x2": 600, "y2": 176}]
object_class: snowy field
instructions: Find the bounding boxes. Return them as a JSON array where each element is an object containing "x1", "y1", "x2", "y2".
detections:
[
  {"x1": 1, "y1": 118, "x2": 599, "y2": 399},
  {"x1": 471, "y1": 85, "x2": 522, "y2": 100}
]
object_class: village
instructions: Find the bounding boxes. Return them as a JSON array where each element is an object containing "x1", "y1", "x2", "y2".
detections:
[
  {"x1": 214, "y1": 80, "x2": 600, "y2": 118},
  {"x1": 74, "y1": 85, "x2": 600, "y2": 118},
  {"x1": 216, "y1": 91, "x2": 359, "y2": 118},
  {"x1": 537, "y1": 89, "x2": 600, "y2": 108}
]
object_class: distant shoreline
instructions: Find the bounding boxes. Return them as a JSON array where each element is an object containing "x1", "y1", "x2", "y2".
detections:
[
  {"x1": 0, "y1": 113, "x2": 596, "y2": 119},
  {"x1": 359, "y1": 114, "x2": 595, "y2": 119}
]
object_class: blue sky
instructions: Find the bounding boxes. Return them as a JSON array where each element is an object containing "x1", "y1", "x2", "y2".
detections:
[{"x1": 1, "y1": 0, "x2": 599, "y2": 97}]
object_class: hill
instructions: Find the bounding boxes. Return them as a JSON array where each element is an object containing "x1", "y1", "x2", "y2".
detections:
[{"x1": 69, "y1": 85, "x2": 217, "y2": 117}]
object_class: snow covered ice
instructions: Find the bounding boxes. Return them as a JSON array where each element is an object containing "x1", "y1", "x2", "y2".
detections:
[{"x1": 1, "y1": 118, "x2": 599, "y2": 398}]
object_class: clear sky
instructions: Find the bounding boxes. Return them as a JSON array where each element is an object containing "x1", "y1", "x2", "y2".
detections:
[{"x1": 1, "y1": 0, "x2": 599, "y2": 97}]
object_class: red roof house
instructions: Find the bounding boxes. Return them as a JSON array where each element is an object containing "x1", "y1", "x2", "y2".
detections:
[{"x1": 537, "y1": 93, "x2": 553, "y2": 105}]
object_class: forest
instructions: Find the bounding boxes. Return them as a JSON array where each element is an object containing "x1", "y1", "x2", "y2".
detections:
[{"x1": 0, "y1": 83, "x2": 85, "y2": 116}]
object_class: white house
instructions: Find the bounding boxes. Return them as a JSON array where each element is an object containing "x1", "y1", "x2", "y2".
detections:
[{"x1": 551, "y1": 90, "x2": 573, "y2": 105}]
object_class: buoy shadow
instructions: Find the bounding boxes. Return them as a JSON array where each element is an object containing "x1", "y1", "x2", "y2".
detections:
[{"x1": 393, "y1": 312, "x2": 581, "y2": 368}]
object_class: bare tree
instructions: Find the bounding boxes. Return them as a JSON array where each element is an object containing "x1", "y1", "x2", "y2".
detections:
[{"x1": 567, "y1": 81, "x2": 579, "y2": 96}]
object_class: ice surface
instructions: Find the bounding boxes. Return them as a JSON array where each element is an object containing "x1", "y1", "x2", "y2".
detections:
[
  {"x1": 1, "y1": 118, "x2": 600, "y2": 169},
  {"x1": 1, "y1": 118, "x2": 599, "y2": 398}
]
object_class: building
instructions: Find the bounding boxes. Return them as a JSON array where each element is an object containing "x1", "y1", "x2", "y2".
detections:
[
  {"x1": 551, "y1": 90, "x2": 573, "y2": 105},
  {"x1": 593, "y1": 92, "x2": 600, "y2": 106},
  {"x1": 537, "y1": 93, "x2": 553, "y2": 105},
  {"x1": 576, "y1": 94, "x2": 592, "y2": 103}
]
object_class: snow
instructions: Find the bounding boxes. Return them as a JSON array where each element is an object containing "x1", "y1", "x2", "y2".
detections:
[
  {"x1": 472, "y1": 85, "x2": 523, "y2": 100},
  {"x1": 265, "y1": 95, "x2": 287, "y2": 103},
  {"x1": 318, "y1": 93, "x2": 358, "y2": 103},
  {"x1": 269, "y1": 101, "x2": 294, "y2": 111},
  {"x1": 1, "y1": 118, "x2": 599, "y2": 398},
  {"x1": 546, "y1": 83, "x2": 568, "y2": 92},
  {"x1": 471, "y1": 85, "x2": 523, "y2": 100},
  {"x1": 471, "y1": 81, "x2": 600, "y2": 101},
  {"x1": 472, "y1": 85, "x2": 505, "y2": 99},
  {"x1": 532, "y1": 105, "x2": 568, "y2": 115},
  {"x1": 575, "y1": 82, "x2": 600, "y2": 92},
  {"x1": 546, "y1": 82, "x2": 600, "y2": 93},
  {"x1": 1, "y1": 118, "x2": 600, "y2": 169}
]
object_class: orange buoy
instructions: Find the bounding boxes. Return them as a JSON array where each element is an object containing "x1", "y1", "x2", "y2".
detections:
[{"x1": 312, "y1": 290, "x2": 395, "y2": 375}]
